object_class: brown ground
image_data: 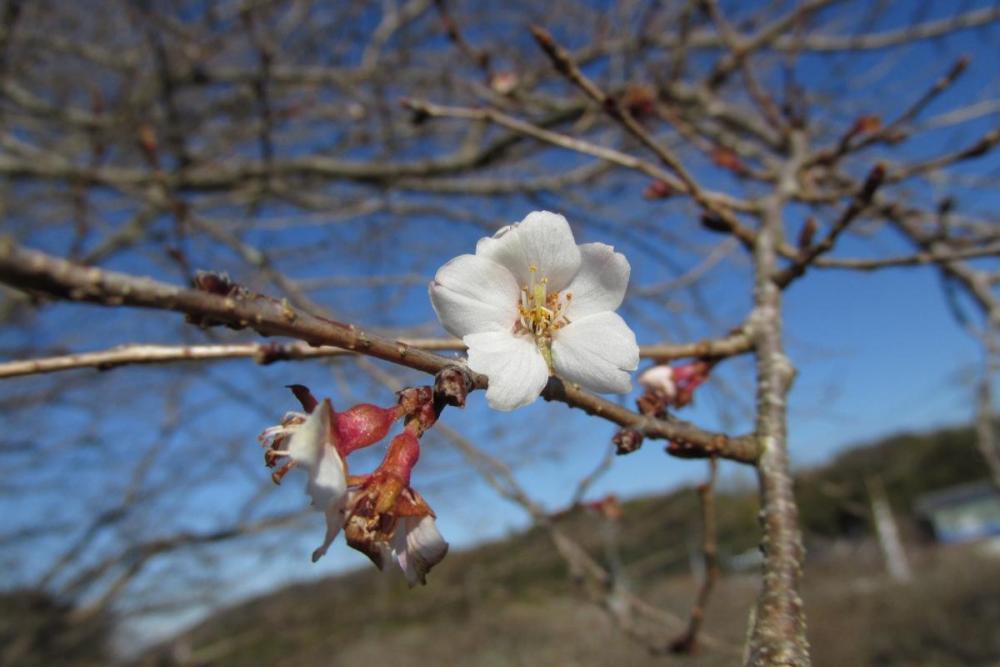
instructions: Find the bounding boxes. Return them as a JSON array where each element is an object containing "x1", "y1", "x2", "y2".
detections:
[{"x1": 153, "y1": 541, "x2": 1000, "y2": 667}]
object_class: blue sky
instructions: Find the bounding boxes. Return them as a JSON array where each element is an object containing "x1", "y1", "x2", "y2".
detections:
[{"x1": 1, "y1": 0, "x2": 998, "y2": 650}]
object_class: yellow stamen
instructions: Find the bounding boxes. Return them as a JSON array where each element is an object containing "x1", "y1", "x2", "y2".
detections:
[{"x1": 516, "y1": 267, "x2": 571, "y2": 367}]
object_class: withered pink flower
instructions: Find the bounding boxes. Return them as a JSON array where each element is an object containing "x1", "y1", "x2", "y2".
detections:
[
  {"x1": 260, "y1": 386, "x2": 400, "y2": 562},
  {"x1": 343, "y1": 431, "x2": 448, "y2": 585},
  {"x1": 429, "y1": 211, "x2": 639, "y2": 411}
]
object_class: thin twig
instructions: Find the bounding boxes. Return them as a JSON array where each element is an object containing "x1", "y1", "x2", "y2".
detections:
[
  {"x1": 814, "y1": 242, "x2": 1000, "y2": 271},
  {"x1": 669, "y1": 458, "x2": 719, "y2": 655},
  {"x1": 530, "y1": 25, "x2": 760, "y2": 243},
  {"x1": 0, "y1": 331, "x2": 754, "y2": 379},
  {"x1": 774, "y1": 163, "x2": 886, "y2": 288}
]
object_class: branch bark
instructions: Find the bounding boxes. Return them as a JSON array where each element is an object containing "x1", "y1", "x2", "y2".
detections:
[{"x1": 745, "y1": 132, "x2": 809, "y2": 666}]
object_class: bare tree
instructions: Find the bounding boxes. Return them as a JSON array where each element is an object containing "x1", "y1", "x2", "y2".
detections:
[{"x1": 1, "y1": 2, "x2": 998, "y2": 665}]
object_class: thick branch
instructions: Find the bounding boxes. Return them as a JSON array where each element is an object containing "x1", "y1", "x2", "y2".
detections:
[
  {"x1": 0, "y1": 240, "x2": 759, "y2": 463},
  {"x1": 746, "y1": 134, "x2": 809, "y2": 666}
]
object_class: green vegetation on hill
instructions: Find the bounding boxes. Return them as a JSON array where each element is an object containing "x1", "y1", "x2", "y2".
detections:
[
  {"x1": 134, "y1": 422, "x2": 992, "y2": 667},
  {"x1": 796, "y1": 424, "x2": 990, "y2": 538}
]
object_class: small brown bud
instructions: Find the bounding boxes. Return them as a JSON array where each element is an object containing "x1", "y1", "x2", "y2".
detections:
[
  {"x1": 434, "y1": 366, "x2": 473, "y2": 408},
  {"x1": 860, "y1": 162, "x2": 886, "y2": 200},
  {"x1": 613, "y1": 428, "x2": 644, "y2": 455},
  {"x1": 254, "y1": 342, "x2": 290, "y2": 365},
  {"x1": 853, "y1": 114, "x2": 881, "y2": 136},
  {"x1": 711, "y1": 147, "x2": 743, "y2": 173},
  {"x1": 636, "y1": 391, "x2": 667, "y2": 419},
  {"x1": 937, "y1": 197, "x2": 955, "y2": 216},
  {"x1": 397, "y1": 386, "x2": 433, "y2": 415},
  {"x1": 700, "y1": 213, "x2": 730, "y2": 234},
  {"x1": 621, "y1": 83, "x2": 656, "y2": 119},
  {"x1": 400, "y1": 98, "x2": 430, "y2": 125},
  {"x1": 137, "y1": 123, "x2": 159, "y2": 165},
  {"x1": 797, "y1": 217, "x2": 817, "y2": 251},
  {"x1": 883, "y1": 130, "x2": 907, "y2": 144},
  {"x1": 643, "y1": 180, "x2": 674, "y2": 200},
  {"x1": 192, "y1": 271, "x2": 235, "y2": 296}
]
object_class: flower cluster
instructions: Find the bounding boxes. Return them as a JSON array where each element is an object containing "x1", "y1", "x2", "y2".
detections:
[
  {"x1": 430, "y1": 211, "x2": 639, "y2": 411},
  {"x1": 259, "y1": 384, "x2": 448, "y2": 586}
]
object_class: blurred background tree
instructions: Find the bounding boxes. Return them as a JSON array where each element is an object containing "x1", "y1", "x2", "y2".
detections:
[{"x1": 1, "y1": 1, "x2": 998, "y2": 665}]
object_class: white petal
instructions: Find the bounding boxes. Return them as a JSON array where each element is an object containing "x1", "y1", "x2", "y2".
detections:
[
  {"x1": 476, "y1": 211, "x2": 581, "y2": 290},
  {"x1": 393, "y1": 515, "x2": 449, "y2": 587},
  {"x1": 551, "y1": 312, "x2": 639, "y2": 394},
  {"x1": 286, "y1": 400, "x2": 330, "y2": 468},
  {"x1": 464, "y1": 331, "x2": 550, "y2": 410},
  {"x1": 288, "y1": 401, "x2": 348, "y2": 513},
  {"x1": 638, "y1": 365, "x2": 677, "y2": 399},
  {"x1": 562, "y1": 243, "x2": 630, "y2": 320},
  {"x1": 305, "y1": 450, "x2": 347, "y2": 511},
  {"x1": 311, "y1": 492, "x2": 349, "y2": 563},
  {"x1": 389, "y1": 524, "x2": 412, "y2": 581},
  {"x1": 429, "y1": 254, "x2": 520, "y2": 337}
]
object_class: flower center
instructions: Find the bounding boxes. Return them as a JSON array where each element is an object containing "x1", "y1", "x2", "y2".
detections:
[{"x1": 516, "y1": 265, "x2": 571, "y2": 341}]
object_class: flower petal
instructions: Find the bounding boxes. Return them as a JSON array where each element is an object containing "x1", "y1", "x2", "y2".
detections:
[
  {"x1": 287, "y1": 400, "x2": 348, "y2": 512},
  {"x1": 464, "y1": 331, "x2": 549, "y2": 410},
  {"x1": 429, "y1": 254, "x2": 520, "y2": 337},
  {"x1": 311, "y1": 491, "x2": 350, "y2": 563},
  {"x1": 286, "y1": 384, "x2": 318, "y2": 413},
  {"x1": 475, "y1": 211, "x2": 581, "y2": 290},
  {"x1": 563, "y1": 243, "x2": 630, "y2": 320},
  {"x1": 551, "y1": 312, "x2": 639, "y2": 394},
  {"x1": 286, "y1": 399, "x2": 331, "y2": 468},
  {"x1": 393, "y1": 515, "x2": 449, "y2": 587}
]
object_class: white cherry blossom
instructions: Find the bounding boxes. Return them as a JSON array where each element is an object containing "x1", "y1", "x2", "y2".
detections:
[{"x1": 430, "y1": 211, "x2": 639, "y2": 410}]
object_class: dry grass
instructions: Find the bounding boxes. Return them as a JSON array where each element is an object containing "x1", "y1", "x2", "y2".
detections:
[{"x1": 143, "y1": 541, "x2": 1000, "y2": 667}]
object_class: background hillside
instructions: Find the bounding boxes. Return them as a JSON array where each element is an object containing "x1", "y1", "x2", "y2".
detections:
[{"x1": 133, "y1": 424, "x2": 1000, "y2": 667}]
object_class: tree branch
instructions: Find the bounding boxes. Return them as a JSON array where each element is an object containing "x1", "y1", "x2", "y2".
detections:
[{"x1": 0, "y1": 240, "x2": 759, "y2": 463}]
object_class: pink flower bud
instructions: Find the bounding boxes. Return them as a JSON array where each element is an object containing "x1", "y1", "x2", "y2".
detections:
[
  {"x1": 490, "y1": 71, "x2": 519, "y2": 95},
  {"x1": 638, "y1": 365, "x2": 676, "y2": 400},
  {"x1": 638, "y1": 361, "x2": 713, "y2": 409}
]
